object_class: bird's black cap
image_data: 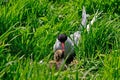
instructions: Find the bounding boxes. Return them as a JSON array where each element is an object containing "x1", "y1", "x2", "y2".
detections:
[{"x1": 58, "y1": 34, "x2": 67, "y2": 43}]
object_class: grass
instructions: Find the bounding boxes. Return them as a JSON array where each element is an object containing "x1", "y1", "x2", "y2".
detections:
[{"x1": 0, "y1": 0, "x2": 120, "y2": 80}]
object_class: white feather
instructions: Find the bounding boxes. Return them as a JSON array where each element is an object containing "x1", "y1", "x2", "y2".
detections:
[{"x1": 81, "y1": 6, "x2": 87, "y2": 27}]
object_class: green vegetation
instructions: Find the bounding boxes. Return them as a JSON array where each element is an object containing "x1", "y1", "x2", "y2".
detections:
[{"x1": 0, "y1": 0, "x2": 120, "y2": 80}]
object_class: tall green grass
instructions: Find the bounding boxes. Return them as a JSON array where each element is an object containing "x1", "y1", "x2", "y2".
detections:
[{"x1": 0, "y1": 0, "x2": 120, "y2": 80}]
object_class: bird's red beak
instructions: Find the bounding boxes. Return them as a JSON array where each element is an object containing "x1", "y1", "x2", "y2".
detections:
[{"x1": 61, "y1": 42, "x2": 65, "y2": 53}]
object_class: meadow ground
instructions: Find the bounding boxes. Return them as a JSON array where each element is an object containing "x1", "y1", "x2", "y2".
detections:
[{"x1": 0, "y1": 0, "x2": 120, "y2": 80}]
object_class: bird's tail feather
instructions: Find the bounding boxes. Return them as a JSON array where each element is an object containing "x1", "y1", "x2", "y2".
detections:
[
  {"x1": 81, "y1": 6, "x2": 87, "y2": 27},
  {"x1": 86, "y1": 10, "x2": 102, "y2": 32},
  {"x1": 81, "y1": 6, "x2": 102, "y2": 32},
  {"x1": 70, "y1": 7, "x2": 102, "y2": 45}
]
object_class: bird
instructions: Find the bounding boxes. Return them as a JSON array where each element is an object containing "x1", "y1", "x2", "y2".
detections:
[
  {"x1": 54, "y1": 50, "x2": 64, "y2": 62},
  {"x1": 53, "y1": 6, "x2": 101, "y2": 64},
  {"x1": 53, "y1": 34, "x2": 76, "y2": 64},
  {"x1": 53, "y1": 6, "x2": 86, "y2": 64},
  {"x1": 49, "y1": 50, "x2": 67, "y2": 70}
]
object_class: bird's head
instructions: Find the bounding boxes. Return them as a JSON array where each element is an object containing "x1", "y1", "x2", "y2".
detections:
[
  {"x1": 58, "y1": 34, "x2": 67, "y2": 53},
  {"x1": 58, "y1": 34, "x2": 67, "y2": 43}
]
